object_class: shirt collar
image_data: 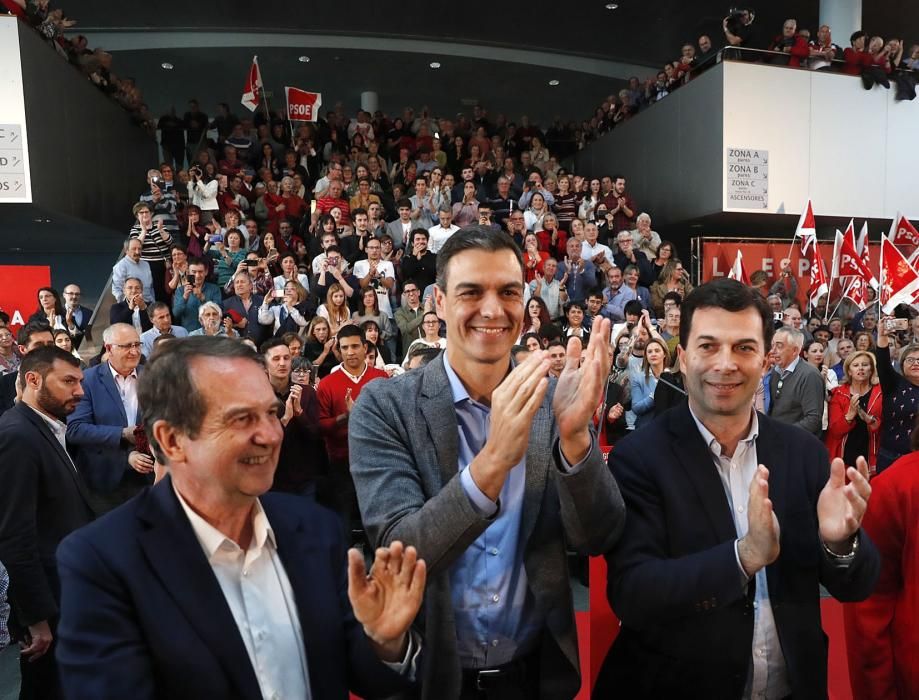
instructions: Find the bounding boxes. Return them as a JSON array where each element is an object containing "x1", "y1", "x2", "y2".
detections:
[
  {"x1": 173, "y1": 484, "x2": 276, "y2": 559},
  {"x1": 26, "y1": 403, "x2": 67, "y2": 443},
  {"x1": 109, "y1": 363, "x2": 138, "y2": 382},
  {"x1": 777, "y1": 356, "x2": 800, "y2": 374},
  {"x1": 689, "y1": 403, "x2": 759, "y2": 459},
  {"x1": 340, "y1": 361, "x2": 370, "y2": 383}
]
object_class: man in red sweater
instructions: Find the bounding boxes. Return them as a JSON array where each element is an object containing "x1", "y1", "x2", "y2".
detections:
[{"x1": 317, "y1": 324, "x2": 387, "y2": 540}]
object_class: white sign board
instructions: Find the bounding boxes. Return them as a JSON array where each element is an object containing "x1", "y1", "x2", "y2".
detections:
[
  {"x1": 726, "y1": 147, "x2": 767, "y2": 209},
  {"x1": 0, "y1": 18, "x2": 32, "y2": 203}
]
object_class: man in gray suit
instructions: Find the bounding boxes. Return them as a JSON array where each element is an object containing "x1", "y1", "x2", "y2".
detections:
[
  {"x1": 350, "y1": 227, "x2": 626, "y2": 699},
  {"x1": 768, "y1": 327, "x2": 825, "y2": 434}
]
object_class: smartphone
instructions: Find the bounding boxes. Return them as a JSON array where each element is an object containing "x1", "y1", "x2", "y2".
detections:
[
  {"x1": 209, "y1": 235, "x2": 223, "y2": 244},
  {"x1": 885, "y1": 318, "x2": 909, "y2": 332},
  {"x1": 309, "y1": 365, "x2": 318, "y2": 385},
  {"x1": 274, "y1": 289, "x2": 285, "y2": 299},
  {"x1": 245, "y1": 260, "x2": 258, "y2": 267},
  {"x1": 773, "y1": 312, "x2": 784, "y2": 322}
]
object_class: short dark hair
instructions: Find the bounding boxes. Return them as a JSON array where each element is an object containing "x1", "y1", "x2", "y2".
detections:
[
  {"x1": 586, "y1": 289, "x2": 604, "y2": 301},
  {"x1": 352, "y1": 207, "x2": 368, "y2": 219},
  {"x1": 139, "y1": 337, "x2": 264, "y2": 462},
  {"x1": 411, "y1": 228, "x2": 429, "y2": 242},
  {"x1": 435, "y1": 226, "x2": 524, "y2": 291},
  {"x1": 546, "y1": 340, "x2": 566, "y2": 350},
  {"x1": 396, "y1": 198, "x2": 412, "y2": 210},
  {"x1": 624, "y1": 300, "x2": 644, "y2": 318},
  {"x1": 663, "y1": 291, "x2": 683, "y2": 307},
  {"x1": 408, "y1": 346, "x2": 441, "y2": 367},
  {"x1": 187, "y1": 257, "x2": 207, "y2": 269},
  {"x1": 0, "y1": 311, "x2": 9, "y2": 325},
  {"x1": 17, "y1": 321, "x2": 52, "y2": 347},
  {"x1": 259, "y1": 337, "x2": 289, "y2": 355},
  {"x1": 680, "y1": 278, "x2": 773, "y2": 350},
  {"x1": 148, "y1": 301, "x2": 171, "y2": 319},
  {"x1": 19, "y1": 345, "x2": 80, "y2": 385},
  {"x1": 850, "y1": 30, "x2": 867, "y2": 44},
  {"x1": 337, "y1": 325, "x2": 365, "y2": 344}
]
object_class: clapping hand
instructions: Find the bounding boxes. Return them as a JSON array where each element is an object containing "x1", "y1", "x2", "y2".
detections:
[
  {"x1": 553, "y1": 316, "x2": 612, "y2": 463},
  {"x1": 348, "y1": 541, "x2": 426, "y2": 662},
  {"x1": 818, "y1": 457, "x2": 871, "y2": 552}
]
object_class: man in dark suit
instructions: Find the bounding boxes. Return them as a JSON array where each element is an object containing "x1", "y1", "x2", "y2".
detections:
[
  {"x1": 61, "y1": 284, "x2": 93, "y2": 350},
  {"x1": 55, "y1": 336, "x2": 426, "y2": 700},
  {"x1": 222, "y1": 271, "x2": 268, "y2": 347},
  {"x1": 767, "y1": 326, "x2": 825, "y2": 434},
  {"x1": 595, "y1": 278, "x2": 880, "y2": 699},
  {"x1": 0, "y1": 346, "x2": 94, "y2": 700},
  {"x1": 109, "y1": 277, "x2": 153, "y2": 334},
  {"x1": 350, "y1": 228, "x2": 625, "y2": 699},
  {"x1": 0, "y1": 323, "x2": 55, "y2": 417},
  {"x1": 66, "y1": 323, "x2": 150, "y2": 513}
]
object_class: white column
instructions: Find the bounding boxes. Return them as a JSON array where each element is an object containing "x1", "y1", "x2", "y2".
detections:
[
  {"x1": 360, "y1": 91, "x2": 378, "y2": 113},
  {"x1": 818, "y1": 0, "x2": 862, "y2": 42}
]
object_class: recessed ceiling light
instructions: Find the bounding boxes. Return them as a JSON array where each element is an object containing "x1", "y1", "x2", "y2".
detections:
[
  {"x1": 429, "y1": 61, "x2": 441, "y2": 69},
  {"x1": 298, "y1": 55, "x2": 310, "y2": 63},
  {"x1": 605, "y1": 3, "x2": 619, "y2": 8},
  {"x1": 161, "y1": 62, "x2": 174, "y2": 70},
  {"x1": 548, "y1": 79, "x2": 560, "y2": 86}
]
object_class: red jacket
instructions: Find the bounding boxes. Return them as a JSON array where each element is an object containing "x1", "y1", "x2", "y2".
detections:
[
  {"x1": 844, "y1": 452, "x2": 919, "y2": 700},
  {"x1": 843, "y1": 47, "x2": 873, "y2": 75},
  {"x1": 825, "y1": 383, "x2": 882, "y2": 470},
  {"x1": 316, "y1": 365, "x2": 388, "y2": 463}
]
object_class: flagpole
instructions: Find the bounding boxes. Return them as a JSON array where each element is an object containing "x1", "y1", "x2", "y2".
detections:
[{"x1": 827, "y1": 278, "x2": 855, "y2": 321}]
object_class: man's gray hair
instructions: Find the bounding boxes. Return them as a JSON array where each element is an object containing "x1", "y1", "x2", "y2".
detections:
[
  {"x1": 198, "y1": 301, "x2": 222, "y2": 321},
  {"x1": 438, "y1": 203, "x2": 452, "y2": 214},
  {"x1": 102, "y1": 323, "x2": 137, "y2": 345},
  {"x1": 774, "y1": 326, "x2": 804, "y2": 348},
  {"x1": 637, "y1": 212, "x2": 652, "y2": 224}
]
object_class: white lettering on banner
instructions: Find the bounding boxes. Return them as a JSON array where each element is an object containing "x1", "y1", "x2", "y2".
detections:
[
  {"x1": 712, "y1": 258, "x2": 724, "y2": 277},
  {"x1": 726, "y1": 147, "x2": 768, "y2": 210},
  {"x1": 11, "y1": 310, "x2": 23, "y2": 325},
  {"x1": 289, "y1": 104, "x2": 314, "y2": 119},
  {"x1": 798, "y1": 259, "x2": 811, "y2": 277},
  {"x1": 898, "y1": 226, "x2": 919, "y2": 245}
]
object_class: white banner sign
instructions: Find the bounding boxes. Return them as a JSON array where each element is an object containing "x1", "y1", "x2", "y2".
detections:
[{"x1": 726, "y1": 147, "x2": 767, "y2": 210}]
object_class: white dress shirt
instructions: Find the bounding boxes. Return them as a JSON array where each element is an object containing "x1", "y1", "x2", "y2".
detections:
[
  {"x1": 174, "y1": 488, "x2": 311, "y2": 700},
  {"x1": 109, "y1": 364, "x2": 139, "y2": 425},
  {"x1": 690, "y1": 408, "x2": 791, "y2": 700},
  {"x1": 426, "y1": 223, "x2": 460, "y2": 253},
  {"x1": 581, "y1": 240, "x2": 614, "y2": 263}
]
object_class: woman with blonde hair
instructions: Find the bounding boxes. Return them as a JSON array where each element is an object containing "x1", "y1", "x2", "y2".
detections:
[
  {"x1": 316, "y1": 282, "x2": 351, "y2": 334},
  {"x1": 632, "y1": 337, "x2": 670, "y2": 430},
  {"x1": 825, "y1": 350, "x2": 882, "y2": 474}
]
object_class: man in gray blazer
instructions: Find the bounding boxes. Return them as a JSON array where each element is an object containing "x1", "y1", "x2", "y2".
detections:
[
  {"x1": 350, "y1": 227, "x2": 626, "y2": 699},
  {"x1": 768, "y1": 326, "x2": 825, "y2": 435}
]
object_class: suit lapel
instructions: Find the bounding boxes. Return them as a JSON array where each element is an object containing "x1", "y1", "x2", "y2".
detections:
[
  {"x1": 668, "y1": 404, "x2": 738, "y2": 543},
  {"x1": 419, "y1": 356, "x2": 459, "y2": 490},
  {"x1": 98, "y1": 363, "x2": 129, "y2": 424},
  {"x1": 755, "y1": 415, "x2": 789, "y2": 523},
  {"x1": 136, "y1": 479, "x2": 262, "y2": 700},
  {"x1": 521, "y1": 399, "x2": 553, "y2": 546}
]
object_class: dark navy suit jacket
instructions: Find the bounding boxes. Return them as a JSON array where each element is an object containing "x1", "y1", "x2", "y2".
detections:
[
  {"x1": 55, "y1": 478, "x2": 411, "y2": 700},
  {"x1": 595, "y1": 402, "x2": 880, "y2": 699},
  {"x1": 66, "y1": 363, "x2": 143, "y2": 492}
]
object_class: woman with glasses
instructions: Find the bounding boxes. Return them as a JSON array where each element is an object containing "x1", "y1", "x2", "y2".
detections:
[
  {"x1": 826, "y1": 350, "x2": 882, "y2": 475},
  {"x1": 401, "y1": 311, "x2": 446, "y2": 368},
  {"x1": 875, "y1": 320, "x2": 919, "y2": 471}
]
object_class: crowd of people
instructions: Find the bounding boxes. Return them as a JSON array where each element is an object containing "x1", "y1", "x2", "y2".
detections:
[
  {"x1": 0, "y1": 38, "x2": 917, "y2": 700},
  {"x1": 2, "y1": 0, "x2": 157, "y2": 131}
]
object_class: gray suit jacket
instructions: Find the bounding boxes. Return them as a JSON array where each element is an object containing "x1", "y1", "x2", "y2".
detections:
[
  {"x1": 769, "y1": 360, "x2": 825, "y2": 435},
  {"x1": 385, "y1": 219, "x2": 412, "y2": 250},
  {"x1": 349, "y1": 354, "x2": 625, "y2": 699}
]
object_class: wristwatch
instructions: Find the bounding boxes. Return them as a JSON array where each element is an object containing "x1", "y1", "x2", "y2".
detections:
[{"x1": 822, "y1": 533, "x2": 859, "y2": 560}]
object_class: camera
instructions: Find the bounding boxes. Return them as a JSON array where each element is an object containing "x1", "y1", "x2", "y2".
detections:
[
  {"x1": 245, "y1": 259, "x2": 258, "y2": 267},
  {"x1": 725, "y1": 6, "x2": 752, "y2": 35},
  {"x1": 208, "y1": 234, "x2": 223, "y2": 244},
  {"x1": 885, "y1": 318, "x2": 909, "y2": 332},
  {"x1": 773, "y1": 311, "x2": 784, "y2": 322}
]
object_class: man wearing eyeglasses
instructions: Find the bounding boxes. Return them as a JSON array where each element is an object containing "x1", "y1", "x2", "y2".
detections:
[
  {"x1": 766, "y1": 327, "x2": 824, "y2": 435},
  {"x1": 67, "y1": 323, "x2": 151, "y2": 514}
]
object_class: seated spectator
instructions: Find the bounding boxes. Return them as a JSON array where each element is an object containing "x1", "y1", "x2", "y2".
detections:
[
  {"x1": 517, "y1": 171, "x2": 555, "y2": 210},
  {"x1": 385, "y1": 199, "x2": 415, "y2": 250},
  {"x1": 651, "y1": 239, "x2": 676, "y2": 280},
  {"x1": 360, "y1": 320, "x2": 393, "y2": 367},
  {"x1": 427, "y1": 205, "x2": 460, "y2": 254},
  {"x1": 349, "y1": 177, "x2": 381, "y2": 213},
  {"x1": 315, "y1": 180, "x2": 352, "y2": 226},
  {"x1": 523, "y1": 192, "x2": 550, "y2": 234},
  {"x1": 258, "y1": 281, "x2": 310, "y2": 337},
  {"x1": 171, "y1": 258, "x2": 222, "y2": 331},
  {"x1": 621, "y1": 264, "x2": 651, "y2": 311},
  {"x1": 140, "y1": 303, "x2": 188, "y2": 357},
  {"x1": 27, "y1": 287, "x2": 66, "y2": 330},
  {"x1": 394, "y1": 279, "x2": 429, "y2": 355},
  {"x1": 352, "y1": 288, "x2": 398, "y2": 361},
  {"x1": 521, "y1": 296, "x2": 553, "y2": 338},
  {"x1": 556, "y1": 237, "x2": 597, "y2": 303},
  {"x1": 0, "y1": 326, "x2": 19, "y2": 376},
  {"x1": 582, "y1": 223, "x2": 615, "y2": 271},
  {"x1": 538, "y1": 213, "x2": 567, "y2": 259},
  {"x1": 303, "y1": 316, "x2": 340, "y2": 379},
  {"x1": 649, "y1": 260, "x2": 693, "y2": 317},
  {"x1": 188, "y1": 302, "x2": 238, "y2": 338},
  {"x1": 110, "y1": 278, "x2": 154, "y2": 335},
  {"x1": 316, "y1": 283, "x2": 352, "y2": 335},
  {"x1": 659, "y1": 305, "x2": 681, "y2": 354},
  {"x1": 205, "y1": 228, "x2": 247, "y2": 288},
  {"x1": 272, "y1": 253, "x2": 311, "y2": 293},
  {"x1": 450, "y1": 181, "x2": 479, "y2": 228},
  {"x1": 826, "y1": 350, "x2": 882, "y2": 473},
  {"x1": 401, "y1": 312, "x2": 446, "y2": 368},
  {"x1": 631, "y1": 336, "x2": 669, "y2": 430},
  {"x1": 612, "y1": 230, "x2": 654, "y2": 287},
  {"x1": 562, "y1": 300, "x2": 590, "y2": 343},
  {"x1": 601, "y1": 266, "x2": 636, "y2": 323},
  {"x1": 628, "y1": 213, "x2": 662, "y2": 261},
  {"x1": 522, "y1": 233, "x2": 549, "y2": 283},
  {"x1": 112, "y1": 238, "x2": 154, "y2": 304}
]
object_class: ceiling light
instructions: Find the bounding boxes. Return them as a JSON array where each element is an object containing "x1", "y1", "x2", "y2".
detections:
[
  {"x1": 605, "y1": 3, "x2": 619, "y2": 8},
  {"x1": 298, "y1": 55, "x2": 310, "y2": 63},
  {"x1": 429, "y1": 61, "x2": 441, "y2": 69},
  {"x1": 548, "y1": 79, "x2": 560, "y2": 86},
  {"x1": 161, "y1": 62, "x2": 174, "y2": 70}
]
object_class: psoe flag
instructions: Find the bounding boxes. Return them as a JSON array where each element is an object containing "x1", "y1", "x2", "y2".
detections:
[{"x1": 286, "y1": 87, "x2": 322, "y2": 122}]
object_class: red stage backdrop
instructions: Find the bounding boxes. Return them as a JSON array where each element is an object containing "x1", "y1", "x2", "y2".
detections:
[
  {"x1": 699, "y1": 240, "x2": 883, "y2": 308},
  {"x1": 0, "y1": 265, "x2": 51, "y2": 331}
]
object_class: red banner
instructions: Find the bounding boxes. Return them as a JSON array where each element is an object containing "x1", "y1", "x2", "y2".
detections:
[
  {"x1": 285, "y1": 86, "x2": 322, "y2": 122},
  {"x1": 0, "y1": 265, "x2": 51, "y2": 332},
  {"x1": 699, "y1": 240, "x2": 881, "y2": 308}
]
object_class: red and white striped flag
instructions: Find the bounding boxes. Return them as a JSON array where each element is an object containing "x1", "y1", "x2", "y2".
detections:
[
  {"x1": 856, "y1": 221, "x2": 879, "y2": 290},
  {"x1": 843, "y1": 275, "x2": 868, "y2": 311},
  {"x1": 726, "y1": 249, "x2": 750, "y2": 285},
  {"x1": 888, "y1": 212, "x2": 919, "y2": 247},
  {"x1": 808, "y1": 240, "x2": 829, "y2": 310},
  {"x1": 837, "y1": 220, "x2": 877, "y2": 289},
  {"x1": 241, "y1": 56, "x2": 263, "y2": 112},
  {"x1": 795, "y1": 199, "x2": 817, "y2": 255},
  {"x1": 880, "y1": 236, "x2": 919, "y2": 314}
]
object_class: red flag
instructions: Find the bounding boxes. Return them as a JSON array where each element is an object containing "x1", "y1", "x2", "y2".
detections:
[
  {"x1": 795, "y1": 199, "x2": 816, "y2": 255},
  {"x1": 880, "y1": 237, "x2": 919, "y2": 314},
  {"x1": 808, "y1": 241, "x2": 829, "y2": 310},
  {"x1": 888, "y1": 212, "x2": 919, "y2": 247},
  {"x1": 241, "y1": 56, "x2": 262, "y2": 112},
  {"x1": 842, "y1": 275, "x2": 868, "y2": 311},
  {"x1": 726, "y1": 249, "x2": 750, "y2": 285},
  {"x1": 856, "y1": 222, "x2": 879, "y2": 290},
  {"x1": 285, "y1": 86, "x2": 323, "y2": 122},
  {"x1": 836, "y1": 220, "x2": 877, "y2": 290}
]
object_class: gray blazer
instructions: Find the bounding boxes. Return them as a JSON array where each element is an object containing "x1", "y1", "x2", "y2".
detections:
[
  {"x1": 769, "y1": 360, "x2": 825, "y2": 435},
  {"x1": 350, "y1": 354, "x2": 625, "y2": 699}
]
